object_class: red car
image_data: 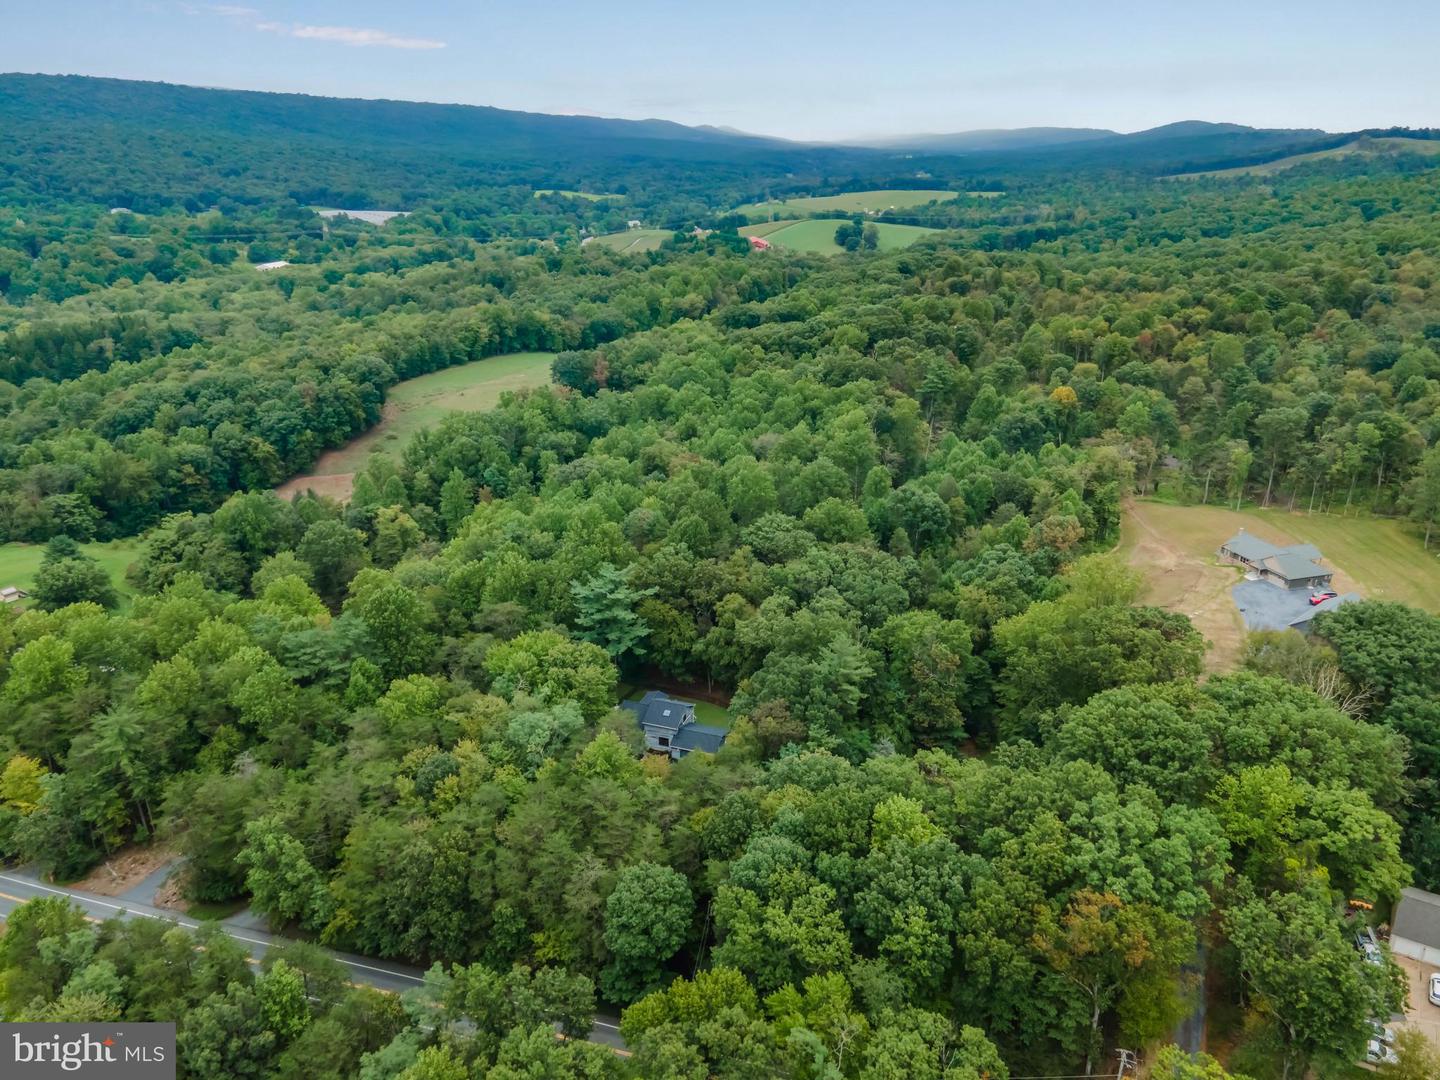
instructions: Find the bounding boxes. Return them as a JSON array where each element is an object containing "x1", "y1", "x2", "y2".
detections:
[{"x1": 1309, "y1": 591, "x2": 1339, "y2": 606}]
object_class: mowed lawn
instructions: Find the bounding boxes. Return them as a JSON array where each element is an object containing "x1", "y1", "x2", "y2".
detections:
[
  {"x1": 276, "y1": 352, "x2": 554, "y2": 500},
  {"x1": 588, "y1": 229, "x2": 672, "y2": 254},
  {"x1": 1119, "y1": 499, "x2": 1440, "y2": 669},
  {"x1": 0, "y1": 539, "x2": 141, "y2": 609},
  {"x1": 740, "y1": 219, "x2": 941, "y2": 254},
  {"x1": 734, "y1": 189, "x2": 959, "y2": 219}
]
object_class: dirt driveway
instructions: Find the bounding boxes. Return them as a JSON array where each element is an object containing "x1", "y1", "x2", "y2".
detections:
[{"x1": 1120, "y1": 501, "x2": 1247, "y2": 671}]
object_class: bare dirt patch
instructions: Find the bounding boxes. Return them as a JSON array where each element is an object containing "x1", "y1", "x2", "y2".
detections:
[
  {"x1": 1120, "y1": 501, "x2": 1248, "y2": 672},
  {"x1": 68, "y1": 843, "x2": 175, "y2": 897},
  {"x1": 152, "y1": 873, "x2": 191, "y2": 913},
  {"x1": 274, "y1": 471, "x2": 355, "y2": 503}
]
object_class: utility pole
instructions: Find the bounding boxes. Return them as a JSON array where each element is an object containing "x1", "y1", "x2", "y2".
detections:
[{"x1": 1114, "y1": 1048, "x2": 1137, "y2": 1080}]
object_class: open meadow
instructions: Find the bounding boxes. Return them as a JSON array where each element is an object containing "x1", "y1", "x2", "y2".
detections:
[
  {"x1": 0, "y1": 539, "x2": 141, "y2": 608},
  {"x1": 1118, "y1": 499, "x2": 1440, "y2": 669},
  {"x1": 739, "y1": 218, "x2": 941, "y2": 254},
  {"x1": 276, "y1": 352, "x2": 554, "y2": 502},
  {"x1": 734, "y1": 188, "x2": 964, "y2": 219},
  {"x1": 587, "y1": 228, "x2": 672, "y2": 253}
]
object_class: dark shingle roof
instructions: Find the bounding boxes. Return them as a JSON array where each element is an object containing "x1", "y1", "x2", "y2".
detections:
[
  {"x1": 1393, "y1": 887, "x2": 1440, "y2": 949},
  {"x1": 622, "y1": 691, "x2": 694, "y2": 732},
  {"x1": 672, "y1": 724, "x2": 728, "y2": 754},
  {"x1": 623, "y1": 690, "x2": 728, "y2": 755}
]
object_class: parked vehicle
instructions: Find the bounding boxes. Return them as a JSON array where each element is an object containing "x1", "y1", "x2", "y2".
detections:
[
  {"x1": 1355, "y1": 928, "x2": 1384, "y2": 966},
  {"x1": 1366, "y1": 1019, "x2": 1396, "y2": 1044},
  {"x1": 1310, "y1": 590, "x2": 1339, "y2": 606},
  {"x1": 1429, "y1": 972, "x2": 1440, "y2": 1006},
  {"x1": 1365, "y1": 1039, "x2": 1399, "y2": 1066}
]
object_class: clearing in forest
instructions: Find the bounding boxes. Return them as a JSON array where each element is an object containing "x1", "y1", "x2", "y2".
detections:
[
  {"x1": 1118, "y1": 500, "x2": 1440, "y2": 670},
  {"x1": 738, "y1": 218, "x2": 941, "y2": 254},
  {"x1": 734, "y1": 188, "x2": 965, "y2": 219},
  {"x1": 587, "y1": 229, "x2": 673, "y2": 253},
  {"x1": 1169, "y1": 136, "x2": 1440, "y2": 178},
  {"x1": 276, "y1": 351, "x2": 555, "y2": 502},
  {"x1": 0, "y1": 538, "x2": 140, "y2": 609},
  {"x1": 534, "y1": 189, "x2": 623, "y2": 201}
]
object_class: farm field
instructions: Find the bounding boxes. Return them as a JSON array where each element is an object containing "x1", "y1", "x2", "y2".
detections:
[
  {"x1": 276, "y1": 352, "x2": 554, "y2": 502},
  {"x1": 739, "y1": 218, "x2": 941, "y2": 254},
  {"x1": 734, "y1": 188, "x2": 961, "y2": 219},
  {"x1": 588, "y1": 228, "x2": 672, "y2": 253},
  {"x1": 739, "y1": 218, "x2": 798, "y2": 239},
  {"x1": 1171, "y1": 136, "x2": 1440, "y2": 178},
  {"x1": 0, "y1": 539, "x2": 141, "y2": 608},
  {"x1": 1118, "y1": 499, "x2": 1440, "y2": 669}
]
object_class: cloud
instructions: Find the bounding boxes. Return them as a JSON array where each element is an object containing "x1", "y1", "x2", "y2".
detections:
[
  {"x1": 202, "y1": 4, "x2": 445, "y2": 50},
  {"x1": 282, "y1": 24, "x2": 446, "y2": 50}
]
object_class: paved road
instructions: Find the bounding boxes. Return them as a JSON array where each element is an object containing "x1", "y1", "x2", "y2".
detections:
[{"x1": 0, "y1": 867, "x2": 627, "y2": 1052}]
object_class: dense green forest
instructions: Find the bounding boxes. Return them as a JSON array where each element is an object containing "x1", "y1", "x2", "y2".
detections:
[{"x1": 4, "y1": 74, "x2": 1440, "y2": 1080}]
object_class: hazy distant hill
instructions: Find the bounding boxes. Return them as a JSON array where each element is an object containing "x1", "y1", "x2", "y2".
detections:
[
  {"x1": 859, "y1": 127, "x2": 1118, "y2": 152},
  {"x1": 0, "y1": 73, "x2": 863, "y2": 210}
]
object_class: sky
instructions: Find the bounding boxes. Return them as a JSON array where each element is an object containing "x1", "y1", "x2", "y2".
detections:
[{"x1": 4, "y1": 1, "x2": 1437, "y2": 141}]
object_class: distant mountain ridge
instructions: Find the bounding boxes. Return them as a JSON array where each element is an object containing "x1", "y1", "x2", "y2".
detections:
[
  {"x1": 0, "y1": 73, "x2": 1422, "y2": 211},
  {"x1": 859, "y1": 120, "x2": 1328, "y2": 154}
]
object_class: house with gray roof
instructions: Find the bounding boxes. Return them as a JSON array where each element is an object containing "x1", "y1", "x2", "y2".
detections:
[
  {"x1": 1220, "y1": 530, "x2": 1334, "y2": 590},
  {"x1": 621, "y1": 691, "x2": 727, "y2": 761},
  {"x1": 1391, "y1": 887, "x2": 1440, "y2": 965}
]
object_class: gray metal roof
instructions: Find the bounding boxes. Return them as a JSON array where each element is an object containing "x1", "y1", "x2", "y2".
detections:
[
  {"x1": 1261, "y1": 551, "x2": 1331, "y2": 582},
  {"x1": 1393, "y1": 887, "x2": 1440, "y2": 949},
  {"x1": 1222, "y1": 532, "x2": 1281, "y2": 562}
]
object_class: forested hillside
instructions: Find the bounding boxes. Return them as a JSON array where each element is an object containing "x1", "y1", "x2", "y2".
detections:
[{"x1": 3, "y1": 75, "x2": 1440, "y2": 1080}]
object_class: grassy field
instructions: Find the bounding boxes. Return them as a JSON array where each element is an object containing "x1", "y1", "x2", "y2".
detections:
[
  {"x1": 588, "y1": 229, "x2": 672, "y2": 254},
  {"x1": 1118, "y1": 499, "x2": 1440, "y2": 669},
  {"x1": 0, "y1": 539, "x2": 141, "y2": 609},
  {"x1": 739, "y1": 219, "x2": 799, "y2": 239},
  {"x1": 534, "y1": 189, "x2": 622, "y2": 201},
  {"x1": 734, "y1": 188, "x2": 961, "y2": 220},
  {"x1": 739, "y1": 218, "x2": 941, "y2": 254},
  {"x1": 1171, "y1": 136, "x2": 1440, "y2": 178},
  {"x1": 276, "y1": 352, "x2": 554, "y2": 501}
]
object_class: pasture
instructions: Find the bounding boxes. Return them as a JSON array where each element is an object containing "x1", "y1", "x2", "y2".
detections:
[
  {"x1": 1118, "y1": 499, "x2": 1440, "y2": 670},
  {"x1": 276, "y1": 352, "x2": 554, "y2": 502},
  {"x1": 0, "y1": 539, "x2": 141, "y2": 608},
  {"x1": 1170, "y1": 136, "x2": 1440, "y2": 178},
  {"x1": 739, "y1": 219, "x2": 941, "y2": 254},
  {"x1": 588, "y1": 229, "x2": 673, "y2": 254},
  {"x1": 734, "y1": 188, "x2": 962, "y2": 220}
]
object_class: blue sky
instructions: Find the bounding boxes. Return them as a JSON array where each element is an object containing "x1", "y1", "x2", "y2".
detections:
[{"x1": 5, "y1": 1, "x2": 1436, "y2": 140}]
